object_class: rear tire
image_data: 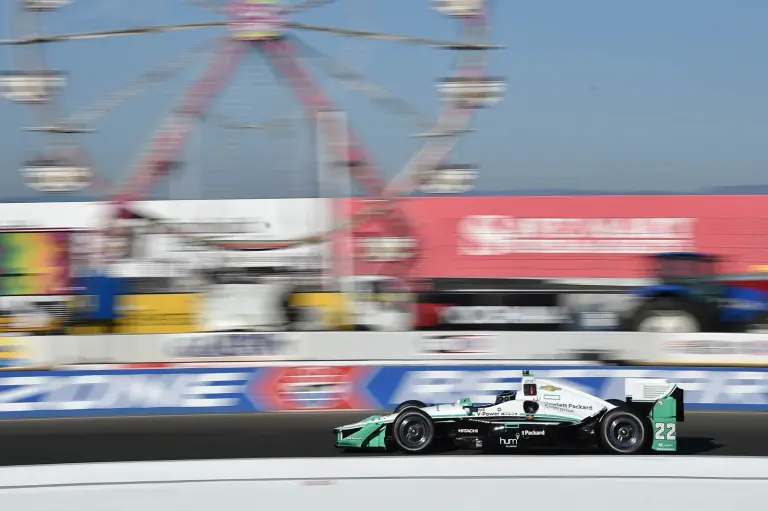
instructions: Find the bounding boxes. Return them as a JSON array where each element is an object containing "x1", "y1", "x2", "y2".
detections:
[
  {"x1": 392, "y1": 408, "x2": 435, "y2": 454},
  {"x1": 598, "y1": 409, "x2": 648, "y2": 454}
]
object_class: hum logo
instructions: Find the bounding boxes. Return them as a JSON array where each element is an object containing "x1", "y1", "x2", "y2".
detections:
[{"x1": 499, "y1": 433, "x2": 520, "y2": 447}]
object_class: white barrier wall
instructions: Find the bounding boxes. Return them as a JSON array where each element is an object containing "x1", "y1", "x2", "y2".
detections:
[
  {"x1": 0, "y1": 457, "x2": 766, "y2": 511},
  {"x1": 13, "y1": 331, "x2": 768, "y2": 368},
  {"x1": 15, "y1": 331, "x2": 664, "y2": 367}
]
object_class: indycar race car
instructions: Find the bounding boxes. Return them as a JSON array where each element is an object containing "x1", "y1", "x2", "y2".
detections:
[{"x1": 334, "y1": 370, "x2": 684, "y2": 454}]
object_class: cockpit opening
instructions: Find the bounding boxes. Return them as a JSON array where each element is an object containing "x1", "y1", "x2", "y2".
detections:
[{"x1": 494, "y1": 390, "x2": 517, "y2": 405}]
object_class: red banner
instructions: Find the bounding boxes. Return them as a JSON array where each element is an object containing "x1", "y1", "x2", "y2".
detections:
[{"x1": 337, "y1": 195, "x2": 768, "y2": 279}]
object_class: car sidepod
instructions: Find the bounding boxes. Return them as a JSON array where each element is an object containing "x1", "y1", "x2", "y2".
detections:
[{"x1": 447, "y1": 410, "x2": 608, "y2": 452}]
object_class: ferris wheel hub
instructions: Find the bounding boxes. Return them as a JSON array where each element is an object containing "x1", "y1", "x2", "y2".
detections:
[{"x1": 227, "y1": 0, "x2": 285, "y2": 41}]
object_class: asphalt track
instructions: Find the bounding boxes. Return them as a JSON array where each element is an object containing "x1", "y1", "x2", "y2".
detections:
[{"x1": 0, "y1": 410, "x2": 764, "y2": 466}]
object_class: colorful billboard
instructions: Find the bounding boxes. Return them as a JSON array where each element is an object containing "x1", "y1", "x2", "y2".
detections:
[
  {"x1": 340, "y1": 195, "x2": 768, "y2": 279},
  {"x1": 0, "y1": 231, "x2": 71, "y2": 295}
]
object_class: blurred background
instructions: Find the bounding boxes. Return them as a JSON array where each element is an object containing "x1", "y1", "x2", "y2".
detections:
[{"x1": 0, "y1": 0, "x2": 766, "y2": 418}]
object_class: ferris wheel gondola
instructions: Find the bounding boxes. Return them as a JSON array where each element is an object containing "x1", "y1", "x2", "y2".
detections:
[{"x1": 2, "y1": 0, "x2": 505, "y2": 283}]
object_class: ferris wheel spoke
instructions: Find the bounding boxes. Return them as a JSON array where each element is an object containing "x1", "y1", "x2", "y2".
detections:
[
  {"x1": 286, "y1": 22, "x2": 501, "y2": 50},
  {"x1": 260, "y1": 38, "x2": 388, "y2": 197},
  {"x1": 110, "y1": 39, "x2": 249, "y2": 208},
  {"x1": 28, "y1": 37, "x2": 222, "y2": 133},
  {"x1": 290, "y1": 35, "x2": 432, "y2": 130},
  {"x1": 382, "y1": 14, "x2": 496, "y2": 197},
  {"x1": 260, "y1": 37, "x2": 417, "y2": 256},
  {"x1": 0, "y1": 21, "x2": 227, "y2": 45}
]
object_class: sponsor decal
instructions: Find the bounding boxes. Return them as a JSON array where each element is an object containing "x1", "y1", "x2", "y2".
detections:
[
  {"x1": 0, "y1": 370, "x2": 253, "y2": 416},
  {"x1": 457, "y1": 428, "x2": 478, "y2": 434},
  {"x1": 416, "y1": 292, "x2": 566, "y2": 330},
  {"x1": 500, "y1": 433, "x2": 519, "y2": 448},
  {"x1": 540, "y1": 385, "x2": 561, "y2": 392},
  {"x1": 457, "y1": 216, "x2": 696, "y2": 256},
  {"x1": 439, "y1": 306, "x2": 566, "y2": 325},
  {"x1": 543, "y1": 394, "x2": 560, "y2": 401},
  {"x1": 164, "y1": 332, "x2": 293, "y2": 360},
  {"x1": 252, "y1": 366, "x2": 375, "y2": 411},
  {"x1": 521, "y1": 430, "x2": 545, "y2": 436},
  {"x1": 544, "y1": 402, "x2": 572, "y2": 412},
  {"x1": 476, "y1": 405, "x2": 521, "y2": 417},
  {"x1": 665, "y1": 339, "x2": 768, "y2": 356},
  {"x1": 540, "y1": 401, "x2": 592, "y2": 412},
  {"x1": 345, "y1": 195, "x2": 768, "y2": 278},
  {"x1": 418, "y1": 334, "x2": 493, "y2": 354}
]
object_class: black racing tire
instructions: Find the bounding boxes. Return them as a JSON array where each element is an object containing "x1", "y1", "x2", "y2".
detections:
[
  {"x1": 598, "y1": 408, "x2": 648, "y2": 455},
  {"x1": 394, "y1": 400, "x2": 427, "y2": 413},
  {"x1": 392, "y1": 408, "x2": 435, "y2": 454},
  {"x1": 606, "y1": 399, "x2": 626, "y2": 408},
  {"x1": 630, "y1": 297, "x2": 708, "y2": 333}
]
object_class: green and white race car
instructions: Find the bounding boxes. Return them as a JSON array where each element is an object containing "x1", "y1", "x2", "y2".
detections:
[{"x1": 334, "y1": 370, "x2": 684, "y2": 454}]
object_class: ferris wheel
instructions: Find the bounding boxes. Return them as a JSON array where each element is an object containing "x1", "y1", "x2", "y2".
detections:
[{"x1": 1, "y1": 0, "x2": 505, "y2": 280}]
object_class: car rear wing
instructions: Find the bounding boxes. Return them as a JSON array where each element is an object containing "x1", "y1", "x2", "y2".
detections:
[{"x1": 624, "y1": 378, "x2": 685, "y2": 422}]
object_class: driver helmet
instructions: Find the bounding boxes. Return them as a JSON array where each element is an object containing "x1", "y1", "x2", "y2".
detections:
[{"x1": 494, "y1": 390, "x2": 516, "y2": 405}]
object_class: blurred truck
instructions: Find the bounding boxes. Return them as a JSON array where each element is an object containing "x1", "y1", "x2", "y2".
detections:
[{"x1": 623, "y1": 252, "x2": 768, "y2": 333}]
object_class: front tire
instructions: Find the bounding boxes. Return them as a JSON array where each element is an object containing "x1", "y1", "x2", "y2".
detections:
[
  {"x1": 394, "y1": 400, "x2": 427, "y2": 413},
  {"x1": 392, "y1": 408, "x2": 435, "y2": 454},
  {"x1": 598, "y1": 409, "x2": 648, "y2": 454}
]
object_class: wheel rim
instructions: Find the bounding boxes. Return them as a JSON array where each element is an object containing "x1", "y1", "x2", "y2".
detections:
[
  {"x1": 607, "y1": 416, "x2": 641, "y2": 451},
  {"x1": 397, "y1": 416, "x2": 430, "y2": 449}
]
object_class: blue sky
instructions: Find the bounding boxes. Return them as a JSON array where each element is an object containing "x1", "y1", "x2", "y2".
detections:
[{"x1": 2, "y1": 0, "x2": 768, "y2": 201}]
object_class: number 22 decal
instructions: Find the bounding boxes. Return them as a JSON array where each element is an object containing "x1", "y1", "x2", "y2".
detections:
[{"x1": 655, "y1": 423, "x2": 676, "y2": 440}]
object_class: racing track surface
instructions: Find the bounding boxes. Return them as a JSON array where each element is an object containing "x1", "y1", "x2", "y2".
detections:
[{"x1": 0, "y1": 411, "x2": 764, "y2": 466}]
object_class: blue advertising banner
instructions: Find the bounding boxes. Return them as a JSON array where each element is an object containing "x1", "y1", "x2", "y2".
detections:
[
  {"x1": 0, "y1": 365, "x2": 767, "y2": 419},
  {"x1": 0, "y1": 368, "x2": 264, "y2": 419}
]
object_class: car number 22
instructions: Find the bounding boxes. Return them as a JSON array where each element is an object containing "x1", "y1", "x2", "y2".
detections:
[{"x1": 654, "y1": 423, "x2": 676, "y2": 441}]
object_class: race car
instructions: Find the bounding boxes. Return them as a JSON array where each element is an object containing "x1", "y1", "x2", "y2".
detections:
[{"x1": 334, "y1": 370, "x2": 684, "y2": 454}]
